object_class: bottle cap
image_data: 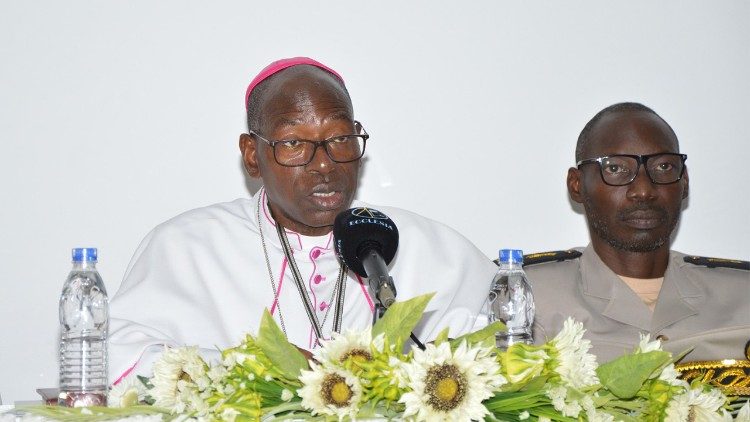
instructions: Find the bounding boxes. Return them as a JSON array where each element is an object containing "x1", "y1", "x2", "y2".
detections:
[
  {"x1": 499, "y1": 249, "x2": 523, "y2": 264},
  {"x1": 72, "y1": 248, "x2": 98, "y2": 263}
]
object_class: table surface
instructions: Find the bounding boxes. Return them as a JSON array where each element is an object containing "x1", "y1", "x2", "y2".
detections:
[{"x1": 0, "y1": 406, "x2": 164, "y2": 422}]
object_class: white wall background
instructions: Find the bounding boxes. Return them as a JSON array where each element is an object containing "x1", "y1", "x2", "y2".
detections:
[{"x1": 1, "y1": 0, "x2": 748, "y2": 403}]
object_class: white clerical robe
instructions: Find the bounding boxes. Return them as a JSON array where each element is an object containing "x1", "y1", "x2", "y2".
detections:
[{"x1": 108, "y1": 188, "x2": 497, "y2": 383}]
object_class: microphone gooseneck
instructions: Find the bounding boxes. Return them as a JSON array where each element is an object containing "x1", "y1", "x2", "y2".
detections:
[
  {"x1": 361, "y1": 249, "x2": 396, "y2": 308},
  {"x1": 332, "y1": 207, "x2": 426, "y2": 350}
]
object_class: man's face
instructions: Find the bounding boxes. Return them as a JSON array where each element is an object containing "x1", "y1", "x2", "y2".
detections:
[
  {"x1": 240, "y1": 69, "x2": 360, "y2": 236},
  {"x1": 569, "y1": 111, "x2": 688, "y2": 253}
]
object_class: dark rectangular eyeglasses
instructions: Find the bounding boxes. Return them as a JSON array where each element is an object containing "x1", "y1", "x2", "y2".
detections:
[
  {"x1": 249, "y1": 121, "x2": 368, "y2": 167},
  {"x1": 576, "y1": 153, "x2": 687, "y2": 186}
]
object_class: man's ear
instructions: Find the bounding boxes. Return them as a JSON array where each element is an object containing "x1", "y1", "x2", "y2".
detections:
[
  {"x1": 239, "y1": 133, "x2": 261, "y2": 178},
  {"x1": 681, "y1": 167, "x2": 689, "y2": 199},
  {"x1": 567, "y1": 167, "x2": 584, "y2": 204}
]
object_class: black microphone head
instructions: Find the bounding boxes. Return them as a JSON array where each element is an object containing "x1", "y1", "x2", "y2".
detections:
[{"x1": 333, "y1": 207, "x2": 399, "y2": 277}]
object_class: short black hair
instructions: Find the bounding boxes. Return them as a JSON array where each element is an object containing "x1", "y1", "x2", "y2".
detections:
[
  {"x1": 575, "y1": 102, "x2": 678, "y2": 161},
  {"x1": 246, "y1": 65, "x2": 350, "y2": 133}
]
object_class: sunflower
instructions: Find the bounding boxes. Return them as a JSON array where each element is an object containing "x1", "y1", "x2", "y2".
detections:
[
  {"x1": 399, "y1": 341, "x2": 503, "y2": 421},
  {"x1": 297, "y1": 362, "x2": 363, "y2": 420},
  {"x1": 314, "y1": 329, "x2": 376, "y2": 368}
]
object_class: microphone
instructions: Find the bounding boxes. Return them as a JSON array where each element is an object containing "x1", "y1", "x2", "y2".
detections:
[{"x1": 333, "y1": 207, "x2": 399, "y2": 309}]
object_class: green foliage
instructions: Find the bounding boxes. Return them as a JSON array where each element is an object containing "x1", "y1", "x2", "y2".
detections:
[
  {"x1": 450, "y1": 320, "x2": 505, "y2": 349},
  {"x1": 484, "y1": 391, "x2": 578, "y2": 421},
  {"x1": 372, "y1": 292, "x2": 434, "y2": 347},
  {"x1": 256, "y1": 309, "x2": 310, "y2": 379},
  {"x1": 136, "y1": 375, "x2": 156, "y2": 405},
  {"x1": 25, "y1": 305, "x2": 732, "y2": 421},
  {"x1": 432, "y1": 326, "x2": 451, "y2": 345},
  {"x1": 136, "y1": 375, "x2": 153, "y2": 389},
  {"x1": 595, "y1": 350, "x2": 672, "y2": 399}
]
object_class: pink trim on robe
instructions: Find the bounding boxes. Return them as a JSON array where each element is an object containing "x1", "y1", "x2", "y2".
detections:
[
  {"x1": 286, "y1": 229, "x2": 303, "y2": 250},
  {"x1": 325, "y1": 232, "x2": 333, "y2": 249},
  {"x1": 112, "y1": 345, "x2": 155, "y2": 385},
  {"x1": 307, "y1": 249, "x2": 320, "y2": 317},
  {"x1": 307, "y1": 247, "x2": 322, "y2": 349},
  {"x1": 113, "y1": 363, "x2": 136, "y2": 386}
]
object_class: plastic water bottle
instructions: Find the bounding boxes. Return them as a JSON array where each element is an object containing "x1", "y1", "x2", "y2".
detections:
[
  {"x1": 488, "y1": 249, "x2": 535, "y2": 348},
  {"x1": 58, "y1": 248, "x2": 109, "y2": 407}
]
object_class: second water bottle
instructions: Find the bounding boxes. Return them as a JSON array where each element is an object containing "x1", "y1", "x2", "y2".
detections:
[{"x1": 488, "y1": 249, "x2": 535, "y2": 348}]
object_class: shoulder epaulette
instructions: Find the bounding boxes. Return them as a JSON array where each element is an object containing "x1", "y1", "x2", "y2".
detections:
[
  {"x1": 683, "y1": 255, "x2": 750, "y2": 270},
  {"x1": 523, "y1": 250, "x2": 582, "y2": 266}
]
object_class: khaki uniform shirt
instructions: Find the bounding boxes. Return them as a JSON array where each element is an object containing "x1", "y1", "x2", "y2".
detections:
[{"x1": 526, "y1": 244, "x2": 750, "y2": 363}]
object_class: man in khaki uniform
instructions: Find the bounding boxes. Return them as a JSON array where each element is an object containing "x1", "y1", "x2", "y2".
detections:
[{"x1": 526, "y1": 102, "x2": 749, "y2": 363}]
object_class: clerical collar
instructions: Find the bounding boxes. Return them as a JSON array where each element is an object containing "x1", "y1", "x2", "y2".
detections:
[{"x1": 255, "y1": 188, "x2": 334, "y2": 252}]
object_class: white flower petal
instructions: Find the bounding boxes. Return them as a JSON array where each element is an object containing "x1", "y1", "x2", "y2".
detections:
[
  {"x1": 297, "y1": 362, "x2": 363, "y2": 419},
  {"x1": 550, "y1": 318, "x2": 599, "y2": 388},
  {"x1": 150, "y1": 346, "x2": 208, "y2": 413},
  {"x1": 398, "y1": 340, "x2": 502, "y2": 421},
  {"x1": 665, "y1": 385, "x2": 730, "y2": 422},
  {"x1": 313, "y1": 328, "x2": 374, "y2": 365},
  {"x1": 636, "y1": 333, "x2": 663, "y2": 353},
  {"x1": 108, "y1": 373, "x2": 147, "y2": 408},
  {"x1": 735, "y1": 401, "x2": 750, "y2": 422}
]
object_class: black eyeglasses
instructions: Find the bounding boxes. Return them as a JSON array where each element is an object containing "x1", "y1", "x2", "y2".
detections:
[
  {"x1": 577, "y1": 153, "x2": 688, "y2": 186},
  {"x1": 249, "y1": 121, "x2": 368, "y2": 167}
]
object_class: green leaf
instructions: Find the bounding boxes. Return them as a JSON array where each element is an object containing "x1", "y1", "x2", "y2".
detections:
[
  {"x1": 596, "y1": 350, "x2": 672, "y2": 399},
  {"x1": 137, "y1": 374, "x2": 154, "y2": 389},
  {"x1": 372, "y1": 293, "x2": 435, "y2": 347},
  {"x1": 520, "y1": 374, "x2": 551, "y2": 392},
  {"x1": 613, "y1": 415, "x2": 641, "y2": 422},
  {"x1": 450, "y1": 321, "x2": 505, "y2": 349},
  {"x1": 671, "y1": 347, "x2": 693, "y2": 365},
  {"x1": 433, "y1": 326, "x2": 451, "y2": 345},
  {"x1": 256, "y1": 309, "x2": 309, "y2": 379}
]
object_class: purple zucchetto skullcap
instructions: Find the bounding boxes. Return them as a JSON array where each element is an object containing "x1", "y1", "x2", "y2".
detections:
[{"x1": 244, "y1": 57, "x2": 345, "y2": 110}]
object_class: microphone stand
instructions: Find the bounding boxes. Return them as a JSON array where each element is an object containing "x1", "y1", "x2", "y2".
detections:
[
  {"x1": 361, "y1": 249, "x2": 397, "y2": 325},
  {"x1": 361, "y1": 249, "x2": 426, "y2": 350}
]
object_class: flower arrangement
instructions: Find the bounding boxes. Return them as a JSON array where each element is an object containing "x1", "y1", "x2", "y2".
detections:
[{"x1": 24, "y1": 294, "x2": 750, "y2": 421}]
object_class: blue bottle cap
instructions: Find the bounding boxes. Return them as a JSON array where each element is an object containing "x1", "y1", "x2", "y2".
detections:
[
  {"x1": 72, "y1": 248, "x2": 98, "y2": 262},
  {"x1": 499, "y1": 249, "x2": 523, "y2": 264}
]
